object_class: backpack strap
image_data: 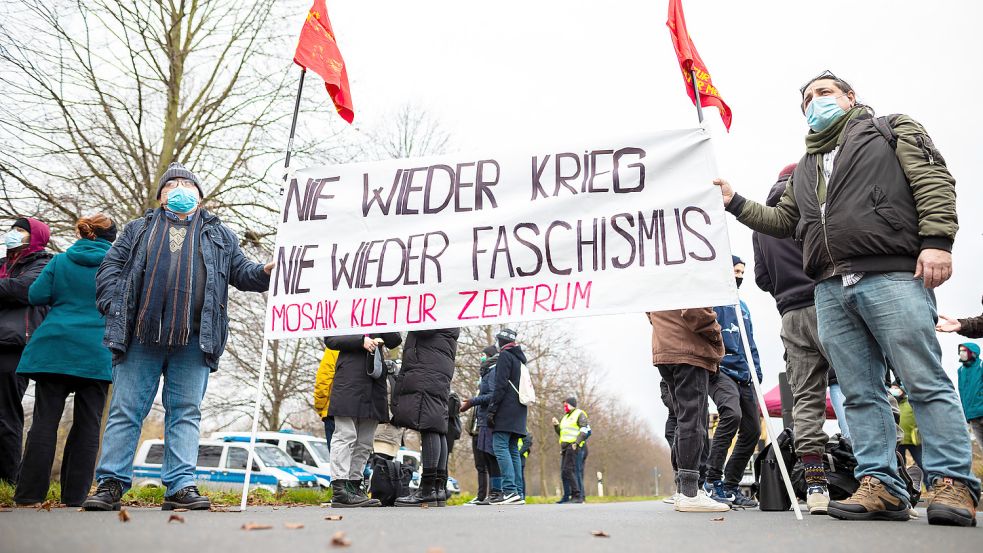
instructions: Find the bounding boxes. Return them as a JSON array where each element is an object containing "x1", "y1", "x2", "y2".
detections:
[{"x1": 871, "y1": 114, "x2": 900, "y2": 150}]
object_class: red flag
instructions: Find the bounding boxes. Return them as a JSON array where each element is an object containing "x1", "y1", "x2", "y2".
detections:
[
  {"x1": 294, "y1": 0, "x2": 354, "y2": 123},
  {"x1": 666, "y1": 0, "x2": 732, "y2": 131}
]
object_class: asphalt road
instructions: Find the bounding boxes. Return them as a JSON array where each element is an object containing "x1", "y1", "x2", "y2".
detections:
[{"x1": 1, "y1": 501, "x2": 978, "y2": 553}]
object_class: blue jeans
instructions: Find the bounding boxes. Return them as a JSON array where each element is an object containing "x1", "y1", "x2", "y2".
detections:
[
  {"x1": 95, "y1": 337, "x2": 210, "y2": 495},
  {"x1": 492, "y1": 432, "x2": 522, "y2": 496},
  {"x1": 576, "y1": 445, "x2": 587, "y2": 495},
  {"x1": 815, "y1": 273, "x2": 980, "y2": 503},
  {"x1": 828, "y1": 384, "x2": 850, "y2": 440}
]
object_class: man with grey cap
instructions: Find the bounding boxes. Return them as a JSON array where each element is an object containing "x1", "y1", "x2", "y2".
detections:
[{"x1": 83, "y1": 162, "x2": 272, "y2": 512}]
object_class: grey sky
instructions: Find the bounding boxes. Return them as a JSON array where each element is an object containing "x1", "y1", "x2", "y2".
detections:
[{"x1": 302, "y1": 0, "x2": 983, "y2": 440}]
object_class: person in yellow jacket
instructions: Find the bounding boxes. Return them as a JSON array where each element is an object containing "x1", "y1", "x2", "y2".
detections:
[
  {"x1": 314, "y1": 348, "x2": 339, "y2": 451},
  {"x1": 552, "y1": 397, "x2": 589, "y2": 504}
]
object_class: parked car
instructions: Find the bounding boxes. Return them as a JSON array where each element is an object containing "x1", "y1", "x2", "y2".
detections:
[
  {"x1": 211, "y1": 430, "x2": 331, "y2": 486},
  {"x1": 132, "y1": 438, "x2": 320, "y2": 493}
]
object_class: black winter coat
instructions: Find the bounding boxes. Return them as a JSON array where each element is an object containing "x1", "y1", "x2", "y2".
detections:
[
  {"x1": 391, "y1": 328, "x2": 460, "y2": 433},
  {"x1": 752, "y1": 177, "x2": 816, "y2": 316},
  {"x1": 487, "y1": 344, "x2": 528, "y2": 436},
  {"x1": 0, "y1": 251, "x2": 52, "y2": 351},
  {"x1": 324, "y1": 332, "x2": 402, "y2": 421},
  {"x1": 470, "y1": 355, "x2": 498, "y2": 428}
]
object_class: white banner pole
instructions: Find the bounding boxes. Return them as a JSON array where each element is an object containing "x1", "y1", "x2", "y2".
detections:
[
  {"x1": 733, "y1": 300, "x2": 803, "y2": 520},
  {"x1": 239, "y1": 338, "x2": 271, "y2": 511}
]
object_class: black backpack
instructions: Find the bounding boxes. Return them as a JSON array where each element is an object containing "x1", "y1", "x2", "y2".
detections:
[{"x1": 369, "y1": 455, "x2": 413, "y2": 507}]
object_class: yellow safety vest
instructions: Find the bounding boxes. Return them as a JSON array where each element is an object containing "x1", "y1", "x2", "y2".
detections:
[
  {"x1": 518, "y1": 437, "x2": 529, "y2": 458},
  {"x1": 558, "y1": 408, "x2": 587, "y2": 445}
]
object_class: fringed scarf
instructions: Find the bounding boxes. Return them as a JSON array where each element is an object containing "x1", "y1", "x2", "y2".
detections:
[{"x1": 134, "y1": 210, "x2": 204, "y2": 346}]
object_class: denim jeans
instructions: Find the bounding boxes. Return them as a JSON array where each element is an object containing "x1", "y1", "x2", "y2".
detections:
[
  {"x1": 95, "y1": 336, "x2": 210, "y2": 495},
  {"x1": 576, "y1": 445, "x2": 587, "y2": 495},
  {"x1": 828, "y1": 384, "x2": 850, "y2": 440},
  {"x1": 492, "y1": 431, "x2": 522, "y2": 495},
  {"x1": 815, "y1": 273, "x2": 980, "y2": 503}
]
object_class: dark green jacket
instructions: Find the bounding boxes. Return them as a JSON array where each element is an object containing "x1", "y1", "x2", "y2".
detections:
[
  {"x1": 17, "y1": 239, "x2": 113, "y2": 381},
  {"x1": 727, "y1": 114, "x2": 957, "y2": 281}
]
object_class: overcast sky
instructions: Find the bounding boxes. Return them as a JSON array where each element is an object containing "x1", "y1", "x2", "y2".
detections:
[{"x1": 300, "y1": 0, "x2": 983, "y2": 441}]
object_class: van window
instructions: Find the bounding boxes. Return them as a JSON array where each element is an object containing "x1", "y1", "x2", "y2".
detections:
[
  {"x1": 145, "y1": 444, "x2": 164, "y2": 465},
  {"x1": 287, "y1": 440, "x2": 316, "y2": 465},
  {"x1": 197, "y1": 445, "x2": 223, "y2": 468},
  {"x1": 225, "y1": 447, "x2": 260, "y2": 472}
]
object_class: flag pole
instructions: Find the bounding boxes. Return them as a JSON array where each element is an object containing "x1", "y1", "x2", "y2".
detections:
[
  {"x1": 690, "y1": 69, "x2": 705, "y2": 124},
  {"x1": 281, "y1": 67, "x2": 307, "y2": 194},
  {"x1": 239, "y1": 338, "x2": 271, "y2": 511}
]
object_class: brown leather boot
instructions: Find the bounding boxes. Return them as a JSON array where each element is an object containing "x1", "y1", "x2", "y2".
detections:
[
  {"x1": 827, "y1": 476, "x2": 909, "y2": 521},
  {"x1": 926, "y1": 477, "x2": 978, "y2": 527}
]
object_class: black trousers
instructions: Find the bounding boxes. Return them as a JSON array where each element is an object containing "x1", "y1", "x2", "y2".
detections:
[
  {"x1": 707, "y1": 372, "x2": 761, "y2": 485},
  {"x1": 658, "y1": 364, "x2": 710, "y2": 477},
  {"x1": 0, "y1": 348, "x2": 28, "y2": 484},
  {"x1": 561, "y1": 445, "x2": 581, "y2": 499},
  {"x1": 471, "y1": 435, "x2": 488, "y2": 500},
  {"x1": 14, "y1": 374, "x2": 109, "y2": 505}
]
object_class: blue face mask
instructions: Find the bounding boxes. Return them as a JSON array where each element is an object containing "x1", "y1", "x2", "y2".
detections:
[
  {"x1": 4, "y1": 230, "x2": 25, "y2": 249},
  {"x1": 166, "y1": 187, "x2": 199, "y2": 214},
  {"x1": 805, "y1": 96, "x2": 847, "y2": 132}
]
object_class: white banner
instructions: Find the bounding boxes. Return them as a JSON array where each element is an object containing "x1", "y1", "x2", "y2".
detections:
[{"x1": 265, "y1": 128, "x2": 738, "y2": 339}]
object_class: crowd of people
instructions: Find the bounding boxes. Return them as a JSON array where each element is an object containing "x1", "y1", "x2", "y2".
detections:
[{"x1": 0, "y1": 69, "x2": 980, "y2": 529}]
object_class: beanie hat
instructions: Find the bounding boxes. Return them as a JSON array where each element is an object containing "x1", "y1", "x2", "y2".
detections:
[
  {"x1": 496, "y1": 328, "x2": 518, "y2": 343},
  {"x1": 95, "y1": 222, "x2": 118, "y2": 243},
  {"x1": 732, "y1": 255, "x2": 744, "y2": 267},
  {"x1": 564, "y1": 396, "x2": 578, "y2": 408},
  {"x1": 156, "y1": 162, "x2": 204, "y2": 200},
  {"x1": 12, "y1": 218, "x2": 31, "y2": 234}
]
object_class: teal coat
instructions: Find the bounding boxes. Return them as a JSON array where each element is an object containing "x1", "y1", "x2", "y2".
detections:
[
  {"x1": 958, "y1": 342, "x2": 983, "y2": 422},
  {"x1": 17, "y1": 238, "x2": 113, "y2": 382}
]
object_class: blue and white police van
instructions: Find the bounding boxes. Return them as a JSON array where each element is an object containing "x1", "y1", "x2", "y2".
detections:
[
  {"x1": 211, "y1": 430, "x2": 332, "y2": 486},
  {"x1": 132, "y1": 437, "x2": 320, "y2": 493}
]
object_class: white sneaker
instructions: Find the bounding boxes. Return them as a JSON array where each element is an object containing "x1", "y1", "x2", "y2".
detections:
[
  {"x1": 501, "y1": 492, "x2": 524, "y2": 505},
  {"x1": 675, "y1": 490, "x2": 730, "y2": 512},
  {"x1": 806, "y1": 487, "x2": 830, "y2": 515},
  {"x1": 662, "y1": 494, "x2": 678, "y2": 505}
]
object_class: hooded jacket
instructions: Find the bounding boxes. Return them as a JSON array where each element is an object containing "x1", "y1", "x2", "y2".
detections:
[
  {"x1": 391, "y1": 328, "x2": 460, "y2": 433},
  {"x1": 487, "y1": 343, "x2": 528, "y2": 436},
  {"x1": 0, "y1": 218, "x2": 52, "y2": 349},
  {"x1": 752, "y1": 169, "x2": 816, "y2": 315},
  {"x1": 469, "y1": 349, "x2": 499, "y2": 429},
  {"x1": 17, "y1": 238, "x2": 113, "y2": 381},
  {"x1": 712, "y1": 301, "x2": 762, "y2": 384},
  {"x1": 324, "y1": 332, "x2": 402, "y2": 421},
  {"x1": 646, "y1": 308, "x2": 724, "y2": 372},
  {"x1": 957, "y1": 342, "x2": 983, "y2": 421}
]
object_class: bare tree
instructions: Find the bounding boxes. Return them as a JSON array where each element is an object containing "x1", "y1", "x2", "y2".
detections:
[{"x1": 367, "y1": 103, "x2": 451, "y2": 160}]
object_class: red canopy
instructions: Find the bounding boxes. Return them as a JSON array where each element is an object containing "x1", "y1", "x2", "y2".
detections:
[{"x1": 763, "y1": 385, "x2": 837, "y2": 420}]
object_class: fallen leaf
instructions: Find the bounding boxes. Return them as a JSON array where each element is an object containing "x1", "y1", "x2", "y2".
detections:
[
  {"x1": 76, "y1": 508, "x2": 84, "y2": 512},
  {"x1": 426, "y1": 548, "x2": 446, "y2": 553},
  {"x1": 711, "y1": 517, "x2": 725, "y2": 522},
  {"x1": 324, "y1": 515, "x2": 344, "y2": 521},
  {"x1": 591, "y1": 530, "x2": 610, "y2": 538},
  {"x1": 168, "y1": 514, "x2": 185, "y2": 524},
  {"x1": 37, "y1": 501, "x2": 54, "y2": 512},
  {"x1": 241, "y1": 522, "x2": 273, "y2": 531},
  {"x1": 420, "y1": 502, "x2": 429, "y2": 509},
  {"x1": 173, "y1": 508, "x2": 189, "y2": 512},
  {"x1": 284, "y1": 522, "x2": 304, "y2": 529},
  {"x1": 119, "y1": 509, "x2": 131, "y2": 522},
  {"x1": 331, "y1": 531, "x2": 352, "y2": 547}
]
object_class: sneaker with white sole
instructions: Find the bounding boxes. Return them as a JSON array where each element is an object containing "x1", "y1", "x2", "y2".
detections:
[
  {"x1": 675, "y1": 490, "x2": 730, "y2": 512},
  {"x1": 807, "y1": 485, "x2": 830, "y2": 515},
  {"x1": 662, "y1": 493, "x2": 679, "y2": 505},
  {"x1": 501, "y1": 492, "x2": 524, "y2": 505}
]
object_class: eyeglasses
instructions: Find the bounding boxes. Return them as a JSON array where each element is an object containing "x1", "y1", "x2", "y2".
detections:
[
  {"x1": 799, "y1": 69, "x2": 841, "y2": 95},
  {"x1": 163, "y1": 178, "x2": 197, "y2": 189}
]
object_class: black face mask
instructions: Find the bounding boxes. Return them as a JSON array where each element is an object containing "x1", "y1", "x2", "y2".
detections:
[{"x1": 735, "y1": 277, "x2": 743, "y2": 289}]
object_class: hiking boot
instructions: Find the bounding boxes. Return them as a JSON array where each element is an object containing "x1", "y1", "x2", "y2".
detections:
[
  {"x1": 162, "y1": 485, "x2": 210, "y2": 511},
  {"x1": 806, "y1": 485, "x2": 830, "y2": 515},
  {"x1": 331, "y1": 480, "x2": 375, "y2": 508},
  {"x1": 346, "y1": 479, "x2": 381, "y2": 507},
  {"x1": 434, "y1": 469, "x2": 448, "y2": 507},
  {"x1": 726, "y1": 485, "x2": 758, "y2": 509},
  {"x1": 827, "y1": 476, "x2": 909, "y2": 521},
  {"x1": 675, "y1": 490, "x2": 730, "y2": 513},
  {"x1": 926, "y1": 477, "x2": 977, "y2": 527},
  {"x1": 82, "y1": 479, "x2": 123, "y2": 511},
  {"x1": 708, "y1": 480, "x2": 735, "y2": 505},
  {"x1": 395, "y1": 471, "x2": 440, "y2": 507}
]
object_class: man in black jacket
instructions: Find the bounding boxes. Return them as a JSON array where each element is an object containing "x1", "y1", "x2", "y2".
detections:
[
  {"x1": 752, "y1": 164, "x2": 834, "y2": 515},
  {"x1": 486, "y1": 328, "x2": 528, "y2": 505}
]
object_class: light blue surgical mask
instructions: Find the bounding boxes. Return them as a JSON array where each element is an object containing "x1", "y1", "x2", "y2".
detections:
[
  {"x1": 4, "y1": 230, "x2": 25, "y2": 249},
  {"x1": 805, "y1": 95, "x2": 847, "y2": 132},
  {"x1": 166, "y1": 187, "x2": 199, "y2": 214}
]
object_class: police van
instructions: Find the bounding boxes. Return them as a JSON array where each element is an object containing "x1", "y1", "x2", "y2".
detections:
[
  {"x1": 132, "y1": 437, "x2": 320, "y2": 493},
  {"x1": 210, "y1": 430, "x2": 332, "y2": 486}
]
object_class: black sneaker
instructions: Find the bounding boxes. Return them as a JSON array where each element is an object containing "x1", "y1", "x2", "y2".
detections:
[
  {"x1": 727, "y1": 486, "x2": 758, "y2": 509},
  {"x1": 162, "y1": 485, "x2": 210, "y2": 511},
  {"x1": 82, "y1": 479, "x2": 123, "y2": 511}
]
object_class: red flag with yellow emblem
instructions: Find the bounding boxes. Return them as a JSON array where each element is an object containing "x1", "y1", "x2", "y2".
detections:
[
  {"x1": 294, "y1": 0, "x2": 354, "y2": 123},
  {"x1": 666, "y1": 0, "x2": 731, "y2": 130}
]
